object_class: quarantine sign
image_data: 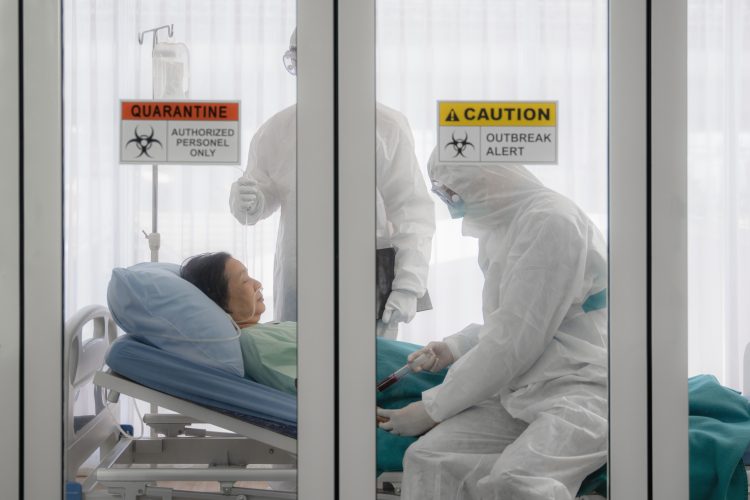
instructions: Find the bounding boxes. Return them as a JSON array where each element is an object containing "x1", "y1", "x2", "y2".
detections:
[
  {"x1": 120, "y1": 100, "x2": 241, "y2": 165},
  {"x1": 437, "y1": 101, "x2": 557, "y2": 164}
]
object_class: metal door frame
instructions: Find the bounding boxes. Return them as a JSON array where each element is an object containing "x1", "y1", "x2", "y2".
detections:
[{"x1": 1, "y1": 0, "x2": 21, "y2": 497}]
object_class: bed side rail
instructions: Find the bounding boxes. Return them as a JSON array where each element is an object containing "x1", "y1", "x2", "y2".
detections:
[{"x1": 64, "y1": 304, "x2": 122, "y2": 482}]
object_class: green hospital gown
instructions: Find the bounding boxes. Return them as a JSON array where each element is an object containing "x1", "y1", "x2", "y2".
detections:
[
  {"x1": 239, "y1": 321, "x2": 297, "y2": 395},
  {"x1": 238, "y1": 322, "x2": 446, "y2": 473}
]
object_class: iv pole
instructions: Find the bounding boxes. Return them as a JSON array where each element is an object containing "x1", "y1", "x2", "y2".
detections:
[
  {"x1": 138, "y1": 24, "x2": 174, "y2": 263},
  {"x1": 138, "y1": 24, "x2": 175, "y2": 433}
]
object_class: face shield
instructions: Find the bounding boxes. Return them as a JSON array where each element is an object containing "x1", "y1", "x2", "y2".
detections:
[{"x1": 282, "y1": 28, "x2": 297, "y2": 75}]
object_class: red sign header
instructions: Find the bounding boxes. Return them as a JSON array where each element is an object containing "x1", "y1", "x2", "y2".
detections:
[{"x1": 122, "y1": 101, "x2": 239, "y2": 121}]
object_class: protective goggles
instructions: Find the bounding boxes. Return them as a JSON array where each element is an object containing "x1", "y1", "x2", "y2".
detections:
[{"x1": 282, "y1": 47, "x2": 297, "y2": 75}]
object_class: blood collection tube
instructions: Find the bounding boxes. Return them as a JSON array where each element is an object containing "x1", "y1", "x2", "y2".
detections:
[{"x1": 376, "y1": 351, "x2": 432, "y2": 392}]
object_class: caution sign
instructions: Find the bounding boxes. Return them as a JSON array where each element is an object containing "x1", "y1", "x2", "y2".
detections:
[
  {"x1": 437, "y1": 101, "x2": 557, "y2": 164},
  {"x1": 120, "y1": 100, "x2": 241, "y2": 165}
]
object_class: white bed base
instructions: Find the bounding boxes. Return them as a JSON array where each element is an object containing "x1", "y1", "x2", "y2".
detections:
[{"x1": 95, "y1": 371, "x2": 296, "y2": 454}]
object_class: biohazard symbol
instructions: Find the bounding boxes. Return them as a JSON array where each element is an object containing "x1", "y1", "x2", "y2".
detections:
[
  {"x1": 126, "y1": 126, "x2": 163, "y2": 159},
  {"x1": 445, "y1": 109, "x2": 459, "y2": 122},
  {"x1": 445, "y1": 132, "x2": 474, "y2": 158}
]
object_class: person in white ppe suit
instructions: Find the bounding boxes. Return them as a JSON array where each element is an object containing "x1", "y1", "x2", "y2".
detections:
[
  {"x1": 377, "y1": 149, "x2": 608, "y2": 499},
  {"x1": 230, "y1": 30, "x2": 435, "y2": 335}
]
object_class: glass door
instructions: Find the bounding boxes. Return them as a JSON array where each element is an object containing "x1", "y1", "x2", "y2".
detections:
[
  {"x1": 336, "y1": 0, "x2": 668, "y2": 498},
  {"x1": 378, "y1": 3, "x2": 608, "y2": 498},
  {"x1": 22, "y1": 0, "x2": 336, "y2": 498},
  {"x1": 62, "y1": 2, "x2": 300, "y2": 497}
]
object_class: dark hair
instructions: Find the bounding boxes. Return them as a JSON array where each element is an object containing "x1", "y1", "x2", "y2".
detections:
[{"x1": 180, "y1": 252, "x2": 233, "y2": 312}]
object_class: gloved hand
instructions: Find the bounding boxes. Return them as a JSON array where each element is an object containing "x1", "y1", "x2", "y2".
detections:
[
  {"x1": 381, "y1": 290, "x2": 418, "y2": 324},
  {"x1": 376, "y1": 320, "x2": 398, "y2": 339},
  {"x1": 407, "y1": 341, "x2": 454, "y2": 373},
  {"x1": 377, "y1": 401, "x2": 436, "y2": 437},
  {"x1": 230, "y1": 177, "x2": 264, "y2": 218}
]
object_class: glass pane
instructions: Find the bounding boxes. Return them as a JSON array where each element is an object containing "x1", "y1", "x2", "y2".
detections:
[
  {"x1": 687, "y1": 0, "x2": 750, "y2": 388},
  {"x1": 63, "y1": 1, "x2": 298, "y2": 496},
  {"x1": 687, "y1": 1, "x2": 750, "y2": 492},
  {"x1": 374, "y1": 1, "x2": 609, "y2": 497}
]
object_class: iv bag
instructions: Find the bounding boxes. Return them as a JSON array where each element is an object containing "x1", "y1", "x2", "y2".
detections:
[{"x1": 153, "y1": 41, "x2": 190, "y2": 99}]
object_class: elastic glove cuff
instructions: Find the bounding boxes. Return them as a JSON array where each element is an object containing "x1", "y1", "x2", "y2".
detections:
[
  {"x1": 229, "y1": 184, "x2": 245, "y2": 222},
  {"x1": 420, "y1": 388, "x2": 443, "y2": 423},
  {"x1": 443, "y1": 337, "x2": 464, "y2": 363}
]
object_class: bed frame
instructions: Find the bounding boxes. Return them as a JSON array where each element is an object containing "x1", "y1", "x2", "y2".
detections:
[{"x1": 65, "y1": 305, "x2": 298, "y2": 500}]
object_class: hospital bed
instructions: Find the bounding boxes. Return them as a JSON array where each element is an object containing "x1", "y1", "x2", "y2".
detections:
[
  {"x1": 65, "y1": 305, "x2": 300, "y2": 500},
  {"x1": 66, "y1": 304, "x2": 609, "y2": 499}
]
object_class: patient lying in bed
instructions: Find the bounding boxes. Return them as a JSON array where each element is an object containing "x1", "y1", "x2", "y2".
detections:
[{"x1": 180, "y1": 251, "x2": 446, "y2": 472}]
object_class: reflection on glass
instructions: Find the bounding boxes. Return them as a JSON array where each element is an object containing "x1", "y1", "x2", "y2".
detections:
[
  {"x1": 375, "y1": 1, "x2": 608, "y2": 498},
  {"x1": 63, "y1": 1, "x2": 298, "y2": 497}
]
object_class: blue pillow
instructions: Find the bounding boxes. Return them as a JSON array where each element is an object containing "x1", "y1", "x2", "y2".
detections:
[{"x1": 107, "y1": 262, "x2": 244, "y2": 376}]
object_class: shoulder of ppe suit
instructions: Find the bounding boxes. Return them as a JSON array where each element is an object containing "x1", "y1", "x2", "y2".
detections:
[
  {"x1": 244, "y1": 105, "x2": 297, "y2": 178},
  {"x1": 253, "y1": 104, "x2": 297, "y2": 142},
  {"x1": 522, "y1": 189, "x2": 590, "y2": 225},
  {"x1": 375, "y1": 104, "x2": 416, "y2": 149},
  {"x1": 516, "y1": 205, "x2": 589, "y2": 249}
]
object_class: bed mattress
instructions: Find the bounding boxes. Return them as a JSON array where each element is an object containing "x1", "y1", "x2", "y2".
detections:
[{"x1": 106, "y1": 334, "x2": 297, "y2": 437}]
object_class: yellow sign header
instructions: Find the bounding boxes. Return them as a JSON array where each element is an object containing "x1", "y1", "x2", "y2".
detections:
[{"x1": 439, "y1": 101, "x2": 556, "y2": 126}]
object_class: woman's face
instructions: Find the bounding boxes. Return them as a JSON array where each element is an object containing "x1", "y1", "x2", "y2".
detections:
[{"x1": 224, "y1": 257, "x2": 265, "y2": 325}]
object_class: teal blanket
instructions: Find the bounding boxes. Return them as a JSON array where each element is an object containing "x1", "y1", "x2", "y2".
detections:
[
  {"x1": 376, "y1": 343, "x2": 750, "y2": 500},
  {"x1": 688, "y1": 374, "x2": 750, "y2": 500}
]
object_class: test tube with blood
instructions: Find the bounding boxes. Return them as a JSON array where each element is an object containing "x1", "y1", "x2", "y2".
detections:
[{"x1": 376, "y1": 351, "x2": 432, "y2": 392}]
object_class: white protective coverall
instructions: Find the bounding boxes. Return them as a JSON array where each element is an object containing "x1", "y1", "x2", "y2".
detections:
[
  {"x1": 229, "y1": 103, "x2": 435, "y2": 331},
  {"x1": 401, "y1": 151, "x2": 608, "y2": 499}
]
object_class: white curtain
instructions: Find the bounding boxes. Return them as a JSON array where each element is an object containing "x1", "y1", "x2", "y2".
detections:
[
  {"x1": 378, "y1": 0, "x2": 608, "y2": 344},
  {"x1": 687, "y1": 0, "x2": 750, "y2": 391}
]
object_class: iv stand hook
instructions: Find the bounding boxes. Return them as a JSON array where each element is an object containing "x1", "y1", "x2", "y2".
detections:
[{"x1": 138, "y1": 24, "x2": 174, "y2": 51}]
